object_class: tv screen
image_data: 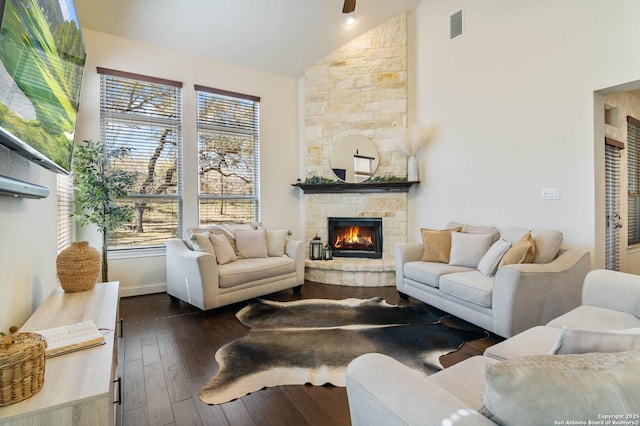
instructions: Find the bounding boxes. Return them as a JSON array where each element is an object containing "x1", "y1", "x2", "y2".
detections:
[{"x1": 0, "y1": 0, "x2": 86, "y2": 174}]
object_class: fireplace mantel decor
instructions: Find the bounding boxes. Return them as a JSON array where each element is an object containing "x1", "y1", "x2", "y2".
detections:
[{"x1": 292, "y1": 181, "x2": 418, "y2": 194}]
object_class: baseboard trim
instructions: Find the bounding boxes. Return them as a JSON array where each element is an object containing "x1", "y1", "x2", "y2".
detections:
[{"x1": 120, "y1": 283, "x2": 167, "y2": 298}]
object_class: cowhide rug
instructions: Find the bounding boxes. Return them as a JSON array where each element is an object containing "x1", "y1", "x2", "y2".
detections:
[{"x1": 199, "y1": 297, "x2": 487, "y2": 405}]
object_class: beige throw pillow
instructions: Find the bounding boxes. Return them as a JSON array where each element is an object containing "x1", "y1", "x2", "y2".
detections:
[
  {"x1": 266, "y1": 229, "x2": 289, "y2": 257},
  {"x1": 210, "y1": 233, "x2": 237, "y2": 264},
  {"x1": 190, "y1": 232, "x2": 216, "y2": 257},
  {"x1": 498, "y1": 232, "x2": 535, "y2": 268},
  {"x1": 420, "y1": 227, "x2": 461, "y2": 263},
  {"x1": 235, "y1": 229, "x2": 268, "y2": 258},
  {"x1": 481, "y1": 351, "x2": 640, "y2": 426},
  {"x1": 448, "y1": 232, "x2": 493, "y2": 268}
]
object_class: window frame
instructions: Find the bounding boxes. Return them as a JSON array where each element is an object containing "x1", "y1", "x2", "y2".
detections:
[
  {"x1": 194, "y1": 84, "x2": 261, "y2": 227},
  {"x1": 627, "y1": 115, "x2": 640, "y2": 247},
  {"x1": 98, "y1": 67, "x2": 183, "y2": 250}
]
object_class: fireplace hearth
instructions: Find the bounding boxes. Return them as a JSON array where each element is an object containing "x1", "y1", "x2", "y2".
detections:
[{"x1": 328, "y1": 217, "x2": 383, "y2": 259}]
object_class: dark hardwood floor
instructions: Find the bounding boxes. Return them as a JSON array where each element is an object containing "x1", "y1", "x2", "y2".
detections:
[{"x1": 119, "y1": 281, "x2": 503, "y2": 426}]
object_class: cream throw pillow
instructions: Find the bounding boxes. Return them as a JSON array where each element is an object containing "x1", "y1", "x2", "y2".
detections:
[
  {"x1": 420, "y1": 227, "x2": 461, "y2": 263},
  {"x1": 190, "y1": 232, "x2": 216, "y2": 257},
  {"x1": 210, "y1": 233, "x2": 237, "y2": 264},
  {"x1": 477, "y1": 239, "x2": 512, "y2": 276},
  {"x1": 235, "y1": 229, "x2": 268, "y2": 258},
  {"x1": 448, "y1": 232, "x2": 493, "y2": 268},
  {"x1": 498, "y1": 232, "x2": 535, "y2": 268},
  {"x1": 481, "y1": 351, "x2": 640, "y2": 426},
  {"x1": 266, "y1": 229, "x2": 289, "y2": 257},
  {"x1": 550, "y1": 327, "x2": 640, "y2": 354}
]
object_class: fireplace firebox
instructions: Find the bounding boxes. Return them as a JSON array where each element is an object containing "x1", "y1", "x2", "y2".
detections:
[{"x1": 328, "y1": 217, "x2": 382, "y2": 259}]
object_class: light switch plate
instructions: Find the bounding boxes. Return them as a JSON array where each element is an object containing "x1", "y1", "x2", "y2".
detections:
[{"x1": 541, "y1": 188, "x2": 560, "y2": 200}]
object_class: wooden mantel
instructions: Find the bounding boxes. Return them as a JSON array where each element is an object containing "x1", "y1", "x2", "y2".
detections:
[{"x1": 292, "y1": 181, "x2": 419, "y2": 194}]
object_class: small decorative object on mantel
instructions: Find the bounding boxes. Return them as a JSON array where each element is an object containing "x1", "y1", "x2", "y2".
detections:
[
  {"x1": 0, "y1": 331, "x2": 47, "y2": 406},
  {"x1": 56, "y1": 241, "x2": 100, "y2": 292},
  {"x1": 398, "y1": 124, "x2": 438, "y2": 182},
  {"x1": 310, "y1": 235, "x2": 323, "y2": 260}
]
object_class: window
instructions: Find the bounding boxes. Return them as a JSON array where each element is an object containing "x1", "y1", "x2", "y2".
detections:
[
  {"x1": 604, "y1": 137, "x2": 624, "y2": 270},
  {"x1": 628, "y1": 116, "x2": 640, "y2": 246},
  {"x1": 57, "y1": 173, "x2": 73, "y2": 253},
  {"x1": 98, "y1": 68, "x2": 183, "y2": 248},
  {"x1": 195, "y1": 85, "x2": 260, "y2": 225}
]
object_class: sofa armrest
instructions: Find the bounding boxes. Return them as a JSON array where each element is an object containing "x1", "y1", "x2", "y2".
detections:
[
  {"x1": 492, "y1": 248, "x2": 590, "y2": 338},
  {"x1": 581, "y1": 269, "x2": 640, "y2": 314},
  {"x1": 394, "y1": 243, "x2": 423, "y2": 290},
  {"x1": 285, "y1": 239, "x2": 305, "y2": 285},
  {"x1": 346, "y1": 353, "x2": 495, "y2": 426},
  {"x1": 166, "y1": 238, "x2": 220, "y2": 310}
]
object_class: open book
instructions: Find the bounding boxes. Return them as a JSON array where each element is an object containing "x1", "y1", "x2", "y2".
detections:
[{"x1": 36, "y1": 320, "x2": 106, "y2": 358}]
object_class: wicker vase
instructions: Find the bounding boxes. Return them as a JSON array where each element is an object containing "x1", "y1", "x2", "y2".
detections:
[{"x1": 56, "y1": 241, "x2": 100, "y2": 292}]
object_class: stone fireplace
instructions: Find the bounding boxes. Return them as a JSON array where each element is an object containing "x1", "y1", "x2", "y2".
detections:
[{"x1": 301, "y1": 12, "x2": 410, "y2": 287}]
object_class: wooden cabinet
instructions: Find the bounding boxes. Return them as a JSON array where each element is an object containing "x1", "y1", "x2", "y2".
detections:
[{"x1": 0, "y1": 282, "x2": 121, "y2": 426}]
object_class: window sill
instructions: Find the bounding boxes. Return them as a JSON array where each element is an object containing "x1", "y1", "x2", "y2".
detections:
[
  {"x1": 626, "y1": 244, "x2": 640, "y2": 255},
  {"x1": 108, "y1": 246, "x2": 166, "y2": 260}
]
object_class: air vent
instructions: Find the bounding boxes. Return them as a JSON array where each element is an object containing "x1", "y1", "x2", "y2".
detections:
[{"x1": 450, "y1": 9, "x2": 463, "y2": 40}]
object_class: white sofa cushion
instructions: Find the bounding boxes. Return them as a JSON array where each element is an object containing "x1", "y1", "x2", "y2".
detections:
[
  {"x1": 449, "y1": 232, "x2": 493, "y2": 268},
  {"x1": 447, "y1": 222, "x2": 501, "y2": 244},
  {"x1": 218, "y1": 257, "x2": 296, "y2": 288},
  {"x1": 481, "y1": 351, "x2": 640, "y2": 426},
  {"x1": 547, "y1": 305, "x2": 640, "y2": 330},
  {"x1": 235, "y1": 229, "x2": 268, "y2": 258},
  {"x1": 439, "y1": 271, "x2": 494, "y2": 308},
  {"x1": 477, "y1": 239, "x2": 511, "y2": 276},
  {"x1": 404, "y1": 261, "x2": 473, "y2": 288},
  {"x1": 550, "y1": 327, "x2": 640, "y2": 354}
]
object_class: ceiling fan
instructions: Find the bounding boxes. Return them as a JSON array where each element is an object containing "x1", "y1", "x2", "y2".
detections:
[{"x1": 342, "y1": 0, "x2": 356, "y2": 14}]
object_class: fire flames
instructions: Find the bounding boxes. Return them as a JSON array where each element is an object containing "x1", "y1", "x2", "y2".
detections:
[{"x1": 334, "y1": 226, "x2": 374, "y2": 250}]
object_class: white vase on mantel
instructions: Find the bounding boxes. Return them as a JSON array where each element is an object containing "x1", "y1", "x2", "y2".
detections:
[{"x1": 407, "y1": 155, "x2": 418, "y2": 182}]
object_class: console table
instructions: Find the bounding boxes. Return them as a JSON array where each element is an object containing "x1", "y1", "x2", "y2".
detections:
[{"x1": 0, "y1": 282, "x2": 121, "y2": 426}]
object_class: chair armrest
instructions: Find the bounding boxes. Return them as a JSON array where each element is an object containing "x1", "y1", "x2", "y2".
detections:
[
  {"x1": 346, "y1": 353, "x2": 494, "y2": 426},
  {"x1": 492, "y1": 249, "x2": 590, "y2": 337},
  {"x1": 582, "y1": 269, "x2": 640, "y2": 314},
  {"x1": 394, "y1": 243, "x2": 423, "y2": 290},
  {"x1": 166, "y1": 238, "x2": 219, "y2": 310},
  {"x1": 285, "y1": 239, "x2": 305, "y2": 285}
]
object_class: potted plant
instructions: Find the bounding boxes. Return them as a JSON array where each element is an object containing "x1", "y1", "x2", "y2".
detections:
[{"x1": 71, "y1": 140, "x2": 138, "y2": 283}]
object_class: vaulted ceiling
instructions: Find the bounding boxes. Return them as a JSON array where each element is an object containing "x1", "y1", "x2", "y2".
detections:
[{"x1": 74, "y1": 0, "x2": 421, "y2": 78}]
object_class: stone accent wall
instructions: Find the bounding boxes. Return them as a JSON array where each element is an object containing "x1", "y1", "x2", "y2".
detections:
[
  {"x1": 304, "y1": 11, "x2": 409, "y2": 180},
  {"x1": 302, "y1": 12, "x2": 410, "y2": 286}
]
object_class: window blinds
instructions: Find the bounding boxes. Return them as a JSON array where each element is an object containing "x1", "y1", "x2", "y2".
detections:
[
  {"x1": 605, "y1": 138, "x2": 623, "y2": 270},
  {"x1": 57, "y1": 173, "x2": 73, "y2": 253},
  {"x1": 98, "y1": 68, "x2": 183, "y2": 248},
  {"x1": 195, "y1": 85, "x2": 260, "y2": 225},
  {"x1": 628, "y1": 116, "x2": 640, "y2": 246}
]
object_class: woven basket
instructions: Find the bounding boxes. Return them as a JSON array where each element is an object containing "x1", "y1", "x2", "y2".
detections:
[
  {"x1": 0, "y1": 333, "x2": 47, "y2": 407},
  {"x1": 56, "y1": 241, "x2": 100, "y2": 292}
]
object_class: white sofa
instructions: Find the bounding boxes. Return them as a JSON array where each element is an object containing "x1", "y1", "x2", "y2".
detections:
[
  {"x1": 166, "y1": 224, "x2": 305, "y2": 310},
  {"x1": 346, "y1": 269, "x2": 640, "y2": 425},
  {"x1": 395, "y1": 222, "x2": 590, "y2": 338}
]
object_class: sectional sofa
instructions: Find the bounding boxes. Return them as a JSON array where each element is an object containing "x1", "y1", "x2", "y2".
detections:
[
  {"x1": 346, "y1": 269, "x2": 640, "y2": 425},
  {"x1": 395, "y1": 222, "x2": 590, "y2": 337}
]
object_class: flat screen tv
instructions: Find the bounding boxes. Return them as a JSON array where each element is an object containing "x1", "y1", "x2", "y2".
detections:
[{"x1": 0, "y1": 0, "x2": 86, "y2": 174}]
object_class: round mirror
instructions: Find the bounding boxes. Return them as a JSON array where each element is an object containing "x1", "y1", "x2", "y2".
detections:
[{"x1": 329, "y1": 135, "x2": 379, "y2": 183}]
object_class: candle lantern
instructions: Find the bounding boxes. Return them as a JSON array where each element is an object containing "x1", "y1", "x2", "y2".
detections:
[
  {"x1": 310, "y1": 234, "x2": 323, "y2": 260},
  {"x1": 323, "y1": 243, "x2": 333, "y2": 261}
]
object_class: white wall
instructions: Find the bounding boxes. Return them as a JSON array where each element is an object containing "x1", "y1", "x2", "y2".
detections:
[
  {"x1": 411, "y1": 0, "x2": 640, "y2": 263},
  {"x1": 75, "y1": 30, "x2": 301, "y2": 296},
  {"x1": 0, "y1": 147, "x2": 59, "y2": 331}
]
